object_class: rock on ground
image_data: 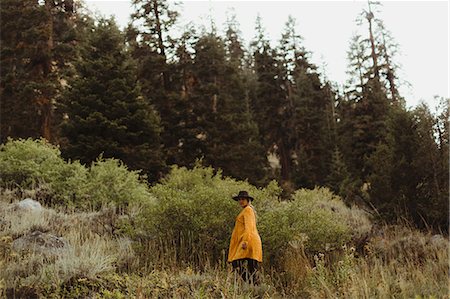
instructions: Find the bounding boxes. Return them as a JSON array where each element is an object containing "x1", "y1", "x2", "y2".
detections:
[
  {"x1": 12, "y1": 230, "x2": 69, "y2": 256},
  {"x1": 15, "y1": 198, "x2": 43, "y2": 212}
]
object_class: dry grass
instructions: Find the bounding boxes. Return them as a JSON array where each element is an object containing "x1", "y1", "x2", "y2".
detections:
[
  {"x1": 0, "y1": 189, "x2": 135, "y2": 297},
  {"x1": 301, "y1": 226, "x2": 449, "y2": 299},
  {"x1": 0, "y1": 187, "x2": 448, "y2": 298}
]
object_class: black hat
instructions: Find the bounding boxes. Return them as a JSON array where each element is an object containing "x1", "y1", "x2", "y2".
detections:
[{"x1": 232, "y1": 190, "x2": 254, "y2": 201}]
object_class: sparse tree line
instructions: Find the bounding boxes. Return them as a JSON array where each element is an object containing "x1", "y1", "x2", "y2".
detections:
[{"x1": 1, "y1": 0, "x2": 448, "y2": 231}]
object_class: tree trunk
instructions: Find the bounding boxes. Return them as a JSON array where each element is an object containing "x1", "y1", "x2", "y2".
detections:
[
  {"x1": 278, "y1": 138, "x2": 291, "y2": 183},
  {"x1": 152, "y1": 0, "x2": 169, "y2": 90},
  {"x1": 41, "y1": 0, "x2": 54, "y2": 141},
  {"x1": 381, "y1": 32, "x2": 398, "y2": 104},
  {"x1": 366, "y1": 4, "x2": 379, "y2": 79}
]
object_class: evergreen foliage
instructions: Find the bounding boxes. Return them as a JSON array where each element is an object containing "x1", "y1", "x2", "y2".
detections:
[
  {"x1": 60, "y1": 18, "x2": 165, "y2": 182},
  {"x1": 188, "y1": 33, "x2": 269, "y2": 185},
  {"x1": 0, "y1": 0, "x2": 77, "y2": 142}
]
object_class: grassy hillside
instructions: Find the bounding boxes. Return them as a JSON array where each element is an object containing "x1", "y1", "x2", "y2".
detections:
[{"x1": 0, "y1": 139, "x2": 448, "y2": 298}]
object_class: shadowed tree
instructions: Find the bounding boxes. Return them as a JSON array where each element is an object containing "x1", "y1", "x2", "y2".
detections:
[
  {"x1": 0, "y1": 0, "x2": 78, "y2": 142},
  {"x1": 60, "y1": 18, "x2": 165, "y2": 182},
  {"x1": 126, "y1": 0, "x2": 181, "y2": 166},
  {"x1": 186, "y1": 32, "x2": 269, "y2": 184}
]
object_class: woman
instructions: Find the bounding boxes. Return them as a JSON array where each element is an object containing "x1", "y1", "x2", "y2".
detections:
[{"x1": 227, "y1": 190, "x2": 262, "y2": 285}]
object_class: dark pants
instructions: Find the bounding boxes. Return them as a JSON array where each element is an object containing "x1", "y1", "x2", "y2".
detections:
[{"x1": 231, "y1": 258, "x2": 260, "y2": 285}]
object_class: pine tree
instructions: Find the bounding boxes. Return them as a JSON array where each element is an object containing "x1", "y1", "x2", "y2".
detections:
[
  {"x1": 356, "y1": 1, "x2": 382, "y2": 80},
  {"x1": 222, "y1": 20, "x2": 269, "y2": 184},
  {"x1": 60, "y1": 18, "x2": 165, "y2": 182},
  {"x1": 375, "y1": 20, "x2": 402, "y2": 105},
  {"x1": 224, "y1": 10, "x2": 245, "y2": 68},
  {"x1": 187, "y1": 33, "x2": 268, "y2": 184},
  {"x1": 0, "y1": 0, "x2": 77, "y2": 142},
  {"x1": 164, "y1": 25, "x2": 199, "y2": 166},
  {"x1": 341, "y1": 4, "x2": 397, "y2": 182},
  {"x1": 352, "y1": 1, "x2": 403, "y2": 104},
  {"x1": 326, "y1": 147, "x2": 352, "y2": 196},
  {"x1": 345, "y1": 33, "x2": 371, "y2": 101},
  {"x1": 277, "y1": 16, "x2": 335, "y2": 188},
  {"x1": 366, "y1": 101, "x2": 448, "y2": 230},
  {"x1": 411, "y1": 100, "x2": 449, "y2": 229},
  {"x1": 126, "y1": 0, "x2": 181, "y2": 165},
  {"x1": 129, "y1": 0, "x2": 178, "y2": 90},
  {"x1": 367, "y1": 106, "x2": 419, "y2": 221},
  {"x1": 250, "y1": 14, "x2": 282, "y2": 145},
  {"x1": 249, "y1": 16, "x2": 289, "y2": 186},
  {"x1": 340, "y1": 77, "x2": 390, "y2": 180}
]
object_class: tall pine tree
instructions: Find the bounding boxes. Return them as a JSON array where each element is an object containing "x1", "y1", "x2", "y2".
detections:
[
  {"x1": 126, "y1": 0, "x2": 182, "y2": 165},
  {"x1": 187, "y1": 32, "x2": 268, "y2": 184},
  {"x1": 279, "y1": 16, "x2": 335, "y2": 188},
  {"x1": 249, "y1": 15, "x2": 288, "y2": 187},
  {"x1": 1, "y1": 0, "x2": 77, "y2": 142},
  {"x1": 60, "y1": 18, "x2": 165, "y2": 182}
]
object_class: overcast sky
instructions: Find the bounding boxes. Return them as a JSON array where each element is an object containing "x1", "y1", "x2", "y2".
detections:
[{"x1": 84, "y1": 0, "x2": 449, "y2": 110}]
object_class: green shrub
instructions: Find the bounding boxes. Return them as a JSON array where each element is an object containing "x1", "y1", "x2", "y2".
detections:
[
  {"x1": 0, "y1": 138, "x2": 88, "y2": 205},
  {"x1": 258, "y1": 187, "x2": 363, "y2": 265},
  {"x1": 84, "y1": 158, "x2": 153, "y2": 209},
  {"x1": 292, "y1": 187, "x2": 372, "y2": 241},
  {"x1": 0, "y1": 138, "x2": 153, "y2": 209},
  {"x1": 135, "y1": 165, "x2": 370, "y2": 268},
  {"x1": 136, "y1": 164, "x2": 281, "y2": 264}
]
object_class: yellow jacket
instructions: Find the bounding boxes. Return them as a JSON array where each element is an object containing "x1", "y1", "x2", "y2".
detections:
[{"x1": 227, "y1": 205, "x2": 263, "y2": 262}]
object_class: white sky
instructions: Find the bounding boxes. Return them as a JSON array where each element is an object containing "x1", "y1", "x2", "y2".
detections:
[{"x1": 84, "y1": 0, "x2": 449, "y2": 110}]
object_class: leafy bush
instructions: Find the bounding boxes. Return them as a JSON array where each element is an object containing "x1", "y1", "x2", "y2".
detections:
[
  {"x1": 0, "y1": 138, "x2": 88, "y2": 204},
  {"x1": 84, "y1": 158, "x2": 153, "y2": 209},
  {"x1": 0, "y1": 138, "x2": 153, "y2": 209},
  {"x1": 259, "y1": 190, "x2": 348, "y2": 265},
  {"x1": 291, "y1": 187, "x2": 372, "y2": 245},
  {"x1": 134, "y1": 165, "x2": 370, "y2": 269},
  {"x1": 136, "y1": 164, "x2": 281, "y2": 264}
]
